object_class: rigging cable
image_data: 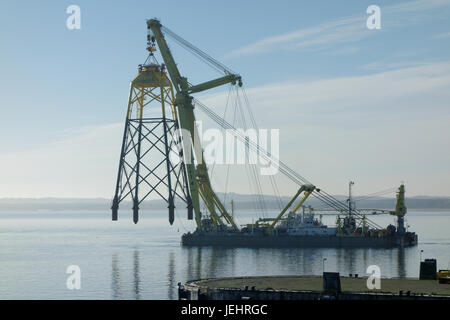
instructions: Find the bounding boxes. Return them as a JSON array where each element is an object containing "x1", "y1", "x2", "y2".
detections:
[
  {"x1": 241, "y1": 86, "x2": 285, "y2": 211},
  {"x1": 353, "y1": 187, "x2": 398, "y2": 202},
  {"x1": 234, "y1": 86, "x2": 268, "y2": 216},
  {"x1": 161, "y1": 26, "x2": 235, "y2": 75},
  {"x1": 194, "y1": 98, "x2": 382, "y2": 229},
  {"x1": 159, "y1": 25, "x2": 382, "y2": 229}
]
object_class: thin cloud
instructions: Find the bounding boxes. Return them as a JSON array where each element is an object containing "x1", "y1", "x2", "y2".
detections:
[
  {"x1": 386, "y1": 0, "x2": 450, "y2": 13},
  {"x1": 227, "y1": 0, "x2": 450, "y2": 57},
  {"x1": 227, "y1": 16, "x2": 365, "y2": 57},
  {"x1": 2, "y1": 62, "x2": 450, "y2": 197},
  {"x1": 0, "y1": 123, "x2": 123, "y2": 198},
  {"x1": 433, "y1": 31, "x2": 450, "y2": 39},
  {"x1": 360, "y1": 60, "x2": 428, "y2": 71},
  {"x1": 200, "y1": 61, "x2": 450, "y2": 121},
  {"x1": 197, "y1": 61, "x2": 450, "y2": 196}
]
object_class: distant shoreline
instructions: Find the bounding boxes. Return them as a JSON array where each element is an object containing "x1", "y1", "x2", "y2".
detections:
[{"x1": 1, "y1": 195, "x2": 450, "y2": 212}]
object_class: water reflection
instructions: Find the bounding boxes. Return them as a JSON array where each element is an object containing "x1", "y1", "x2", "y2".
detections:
[
  {"x1": 111, "y1": 245, "x2": 412, "y2": 299},
  {"x1": 111, "y1": 253, "x2": 122, "y2": 299},
  {"x1": 397, "y1": 248, "x2": 406, "y2": 278},
  {"x1": 133, "y1": 249, "x2": 140, "y2": 299},
  {"x1": 343, "y1": 249, "x2": 356, "y2": 275},
  {"x1": 181, "y1": 246, "x2": 411, "y2": 281},
  {"x1": 167, "y1": 251, "x2": 175, "y2": 300},
  {"x1": 111, "y1": 249, "x2": 141, "y2": 299},
  {"x1": 186, "y1": 247, "x2": 203, "y2": 280}
]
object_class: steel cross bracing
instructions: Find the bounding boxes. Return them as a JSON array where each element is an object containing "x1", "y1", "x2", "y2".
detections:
[
  {"x1": 112, "y1": 67, "x2": 192, "y2": 225},
  {"x1": 115, "y1": 118, "x2": 190, "y2": 218}
]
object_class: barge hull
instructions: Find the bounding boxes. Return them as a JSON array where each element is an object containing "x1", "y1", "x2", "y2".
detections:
[{"x1": 181, "y1": 233, "x2": 418, "y2": 248}]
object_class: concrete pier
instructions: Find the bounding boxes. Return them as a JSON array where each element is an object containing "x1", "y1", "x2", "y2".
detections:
[{"x1": 178, "y1": 275, "x2": 450, "y2": 300}]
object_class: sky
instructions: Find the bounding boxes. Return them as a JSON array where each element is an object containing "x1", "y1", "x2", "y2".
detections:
[{"x1": 0, "y1": 0, "x2": 449, "y2": 199}]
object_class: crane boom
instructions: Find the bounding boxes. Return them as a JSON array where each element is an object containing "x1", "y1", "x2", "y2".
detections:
[
  {"x1": 265, "y1": 185, "x2": 315, "y2": 234},
  {"x1": 146, "y1": 19, "x2": 240, "y2": 230},
  {"x1": 188, "y1": 74, "x2": 242, "y2": 94}
]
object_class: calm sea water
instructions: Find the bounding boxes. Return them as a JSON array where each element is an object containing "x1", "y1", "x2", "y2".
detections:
[{"x1": 0, "y1": 210, "x2": 449, "y2": 299}]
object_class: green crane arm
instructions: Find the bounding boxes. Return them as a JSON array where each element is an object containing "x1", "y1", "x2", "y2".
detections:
[
  {"x1": 265, "y1": 185, "x2": 315, "y2": 235},
  {"x1": 390, "y1": 184, "x2": 407, "y2": 217},
  {"x1": 147, "y1": 20, "x2": 201, "y2": 228},
  {"x1": 188, "y1": 74, "x2": 242, "y2": 95},
  {"x1": 146, "y1": 19, "x2": 239, "y2": 230},
  {"x1": 147, "y1": 19, "x2": 188, "y2": 92}
]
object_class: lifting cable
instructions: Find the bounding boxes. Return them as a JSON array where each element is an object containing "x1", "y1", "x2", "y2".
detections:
[
  {"x1": 234, "y1": 86, "x2": 268, "y2": 216},
  {"x1": 353, "y1": 187, "x2": 398, "y2": 202},
  {"x1": 228, "y1": 86, "x2": 266, "y2": 217},
  {"x1": 162, "y1": 26, "x2": 268, "y2": 215},
  {"x1": 161, "y1": 26, "x2": 235, "y2": 76},
  {"x1": 209, "y1": 85, "x2": 233, "y2": 178},
  {"x1": 160, "y1": 26, "x2": 382, "y2": 229},
  {"x1": 194, "y1": 98, "x2": 382, "y2": 229},
  {"x1": 241, "y1": 86, "x2": 285, "y2": 212}
]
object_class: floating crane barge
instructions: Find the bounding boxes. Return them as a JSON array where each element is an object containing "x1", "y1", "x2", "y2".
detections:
[
  {"x1": 181, "y1": 184, "x2": 418, "y2": 248},
  {"x1": 112, "y1": 20, "x2": 418, "y2": 248}
]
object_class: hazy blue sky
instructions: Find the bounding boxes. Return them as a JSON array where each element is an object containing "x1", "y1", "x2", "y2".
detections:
[{"x1": 0, "y1": 0, "x2": 449, "y2": 198}]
